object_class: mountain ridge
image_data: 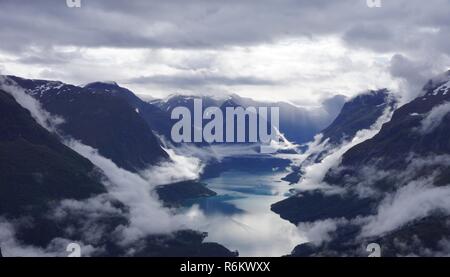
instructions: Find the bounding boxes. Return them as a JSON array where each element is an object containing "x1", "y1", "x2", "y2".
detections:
[
  {"x1": 272, "y1": 72, "x2": 450, "y2": 256},
  {"x1": 282, "y1": 88, "x2": 396, "y2": 184},
  {"x1": 0, "y1": 81, "x2": 238, "y2": 257},
  {"x1": 5, "y1": 76, "x2": 169, "y2": 172}
]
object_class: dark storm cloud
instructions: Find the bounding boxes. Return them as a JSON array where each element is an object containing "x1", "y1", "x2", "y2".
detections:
[
  {"x1": 127, "y1": 73, "x2": 278, "y2": 87},
  {"x1": 1, "y1": 0, "x2": 450, "y2": 101},
  {"x1": 0, "y1": 0, "x2": 449, "y2": 55},
  {"x1": 17, "y1": 47, "x2": 84, "y2": 65},
  {"x1": 389, "y1": 55, "x2": 433, "y2": 91}
]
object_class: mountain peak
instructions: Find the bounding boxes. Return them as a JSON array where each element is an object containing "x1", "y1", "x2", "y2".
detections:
[
  {"x1": 319, "y1": 88, "x2": 395, "y2": 146},
  {"x1": 83, "y1": 81, "x2": 120, "y2": 90},
  {"x1": 423, "y1": 71, "x2": 450, "y2": 95},
  {"x1": 348, "y1": 88, "x2": 390, "y2": 103}
]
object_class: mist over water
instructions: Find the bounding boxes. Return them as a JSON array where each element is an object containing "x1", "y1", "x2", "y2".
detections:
[{"x1": 185, "y1": 163, "x2": 306, "y2": 257}]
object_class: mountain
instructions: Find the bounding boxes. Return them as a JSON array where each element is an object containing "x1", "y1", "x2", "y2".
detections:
[
  {"x1": 272, "y1": 71, "x2": 450, "y2": 256},
  {"x1": 6, "y1": 76, "x2": 169, "y2": 172},
  {"x1": 0, "y1": 83, "x2": 237, "y2": 257},
  {"x1": 326, "y1": 71, "x2": 450, "y2": 187},
  {"x1": 133, "y1": 230, "x2": 238, "y2": 257},
  {"x1": 0, "y1": 87, "x2": 111, "y2": 248},
  {"x1": 0, "y1": 88, "x2": 106, "y2": 217},
  {"x1": 282, "y1": 89, "x2": 396, "y2": 183},
  {"x1": 229, "y1": 94, "x2": 346, "y2": 144},
  {"x1": 152, "y1": 93, "x2": 345, "y2": 145},
  {"x1": 320, "y1": 89, "x2": 395, "y2": 146},
  {"x1": 156, "y1": 181, "x2": 217, "y2": 208},
  {"x1": 84, "y1": 82, "x2": 174, "y2": 141}
]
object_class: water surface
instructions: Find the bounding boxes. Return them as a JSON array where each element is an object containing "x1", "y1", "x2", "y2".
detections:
[{"x1": 186, "y1": 159, "x2": 306, "y2": 257}]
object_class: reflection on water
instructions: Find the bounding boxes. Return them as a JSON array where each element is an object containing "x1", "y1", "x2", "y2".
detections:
[{"x1": 185, "y1": 165, "x2": 306, "y2": 257}]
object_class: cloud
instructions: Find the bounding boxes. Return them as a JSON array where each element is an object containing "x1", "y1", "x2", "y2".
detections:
[
  {"x1": 418, "y1": 101, "x2": 450, "y2": 134},
  {"x1": 290, "y1": 152, "x2": 450, "y2": 254},
  {"x1": 1, "y1": 1, "x2": 449, "y2": 102},
  {"x1": 0, "y1": 0, "x2": 449, "y2": 53},
  {"x1": 0, "y1": 76, "x2": 64, "y2": 131},
  {"x1": 435, "y1": 239, "x2": 450, "y2": 257},
  {"x1": 139, "y1": 148, "x2": 204, "y2": 184},
  {"x1": 49, "y1": 194, "x2": 127, "y2": 246},
  {"x1": 0, "y1": 81, "x2": 208, "y2": 253},
  {"x1": 171, "y1": 143, "x2": 260, "y2": 162},
  {"x1": 63, "y1": 139, "x2": 204, "y2": 245},
  {"x1": 361, "y1": 179, "x2": 450, "y2": 238},
  {"x1": 297, "y1": 218, "x2": 347, "y2": 246},
  {"x1": 288, "y1": 102, "x2": 450, "y2": 252},
  {"x1": 196, "y1": 210, "x2": 306, "y2": 257},
  {"x1": 321, "y1": 95, "x2": 348, "y2": 118},
  {"x1": 17, "y1": 46, "x2": 84, "y2": 66},
  {"x1": 389, "y1": 54, "x2": 449, "y2": 104},
  {"x1": 43, "y1": 140, "x2": 209, "y2": 252},
  {"x1": 0, "y1": 219, "x2": 56, "y2": 257},
  {"x1": 0, "y1": 218, "x2": 99, "y2": 257},
  {"x1": 127, "y1": 73, "x2": 278, "y2": 88},
  {"x1": 324, "y1": 153, "x2": 450, "y2": 241},
  {"x1": 293, "y1": 103, "x2": 394, "y2": 190}
]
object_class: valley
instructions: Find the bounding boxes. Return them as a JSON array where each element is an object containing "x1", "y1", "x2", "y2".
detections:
[
  {"x1": 191, "y1": 155, "x2": 306, "y2": 257},
  {"x1": 1, "y1": 71, "x2": 450, "y2": 257}
]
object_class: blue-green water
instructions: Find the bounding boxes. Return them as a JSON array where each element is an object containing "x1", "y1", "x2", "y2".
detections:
[{"x1": 184, "y1": 158, "x2": 306, "y2": 257}]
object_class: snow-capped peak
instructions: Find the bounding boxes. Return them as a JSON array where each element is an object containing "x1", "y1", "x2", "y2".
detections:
[
  {"x1": 430, "y1": 70, "x2": 450, "y2": 84},
  {"x1": 431, "y1": 81, "x2": 450, "y2": 96},
  {"x1": 424, "y1": 70, "x2": 450, "y2": 95},
  {"x1": 83, "y1": 81, "x2": 119, "y2": 89}
]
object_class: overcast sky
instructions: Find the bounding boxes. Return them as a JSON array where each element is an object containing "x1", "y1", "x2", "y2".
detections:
[{"x1": 0, "y1": 0, "x2": 449, "y2": 104}]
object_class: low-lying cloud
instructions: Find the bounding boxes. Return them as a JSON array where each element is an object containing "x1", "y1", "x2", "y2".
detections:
[
  {"x1": 361, "y1": 179, "x2": 450, "y2": 237},
  {"x1": 418, "y1": 101, "x2": 450, "y2": 134},
  {"x1": 0, "y1": 76, "x2": 64, "y2": 131},
  {"x1": 293, "y1": 103, "x2": 394, "y2": 191},
  {"x1": 0, "y1": 79, "x2": 208, "y2": 255},
  {"x1": 66, "y1": 139, "x2": 203, "y2": 244},
  {"x1": 297, "y1": 218, "x2": 346, "y2": 246}
]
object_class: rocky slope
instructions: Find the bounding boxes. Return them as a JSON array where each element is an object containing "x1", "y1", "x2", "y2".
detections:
[
  {"x1": 273, "y1": 71, "x2": 450, "y2": 256},
  {"x1": 282, "y1": 89, "x2": 396, "y2": 184},
  {"x1": 0, "y1": 80, "x2": 236, "y2": 257},
  {"x1": 0, "y1": 89, "x2": 106, "y2": 217},
  {"x1": 6, "y1": 76, "x2": 169, "y2": 172}
]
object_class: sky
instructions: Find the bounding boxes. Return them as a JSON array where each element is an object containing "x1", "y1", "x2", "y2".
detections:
[{"x1": 0, "y1": 0, "x2": 449, "y2": 104}]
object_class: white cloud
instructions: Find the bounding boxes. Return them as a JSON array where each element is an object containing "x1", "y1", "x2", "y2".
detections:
[
  {"x1": 1, "y1": 1, "x2": 450, "y2": 103},
  {"x1": 297, "y1": 218, "x2": 347, "y2": 246},
  {"x1": 294, "y1": 103, "x2": 394, "y2": 191},
  {"x1": 388, "y1": 54, "x2": 448, "y2": 105},
  {"x1": 0, "y1": 76, "x2": 64, "y2": 131},
  {"x1": 0, "y1": 219, "x2": 55, "y2": 257},
  {"x1": 139, "y1": 148, "x2": 204, "y2": 185},
  {"x1": 361, "y1": 179, "x2": 450, "y2": 238},
  {"x1": 0, "y1": 38, "x2": 398, "y2": 104},
  {"x1": 167, "y1": 142, "x2": 260, "y2": 162},
  {"x1": 201, "y1": 211, "x2": 306, "y2": 257},
  {"x1": 64, "y1": 139, "x2": 204, "y2": 244},
  {"x1": 0, "y1": 81, "x2": 208, "y2": 252},
  {"x1": 418, "y1": 101, "x2": 450, "y2": 134},
  {"x1": 0, "y1": 218, "x2": 99, "y2": 257}
]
